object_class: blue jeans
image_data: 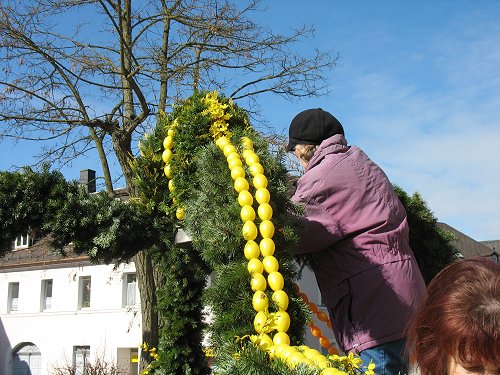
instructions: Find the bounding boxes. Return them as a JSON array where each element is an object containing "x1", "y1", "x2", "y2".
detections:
[{"x1": 359, "y1": 338, "x2": 409, "y2": 375}]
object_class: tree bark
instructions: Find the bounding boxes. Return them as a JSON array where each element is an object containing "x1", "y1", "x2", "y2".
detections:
[{"x1": 133, "y1": 250, "x2": 159, "y2": 371}]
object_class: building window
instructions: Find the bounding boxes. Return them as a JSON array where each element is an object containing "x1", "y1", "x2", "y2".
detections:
[
  {"x1": 8, "y1": 282, "x2": 19, "y2": 312},
  {"x1": 14, "y1": 234, "x2": 32, "y2": 250},
  {"x1": 73, "y1": 346, "x2": 90, "y2": 375},
  {"x1": 41, "y1": 279, "x2": 53, "y2": 311},
  {"x1": 12, "y1": 342, "x2": 42, "y2": 375},
  {"x1": 117, "y1": 348, "x2": 139, "y2": 375},
  {"x1": 78, "y1": 277, "x2": 91, "y2": 309},
  {"x1": 123, "y1": 273, "x2": 137, "y2": 307}
]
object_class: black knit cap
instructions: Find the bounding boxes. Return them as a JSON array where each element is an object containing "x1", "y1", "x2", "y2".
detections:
[{"x1": 286, "y1": 108, "x2": 344, "y2": 152}]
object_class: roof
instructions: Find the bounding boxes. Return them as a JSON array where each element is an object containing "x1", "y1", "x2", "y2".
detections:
[
  {"x1": 481, "y1": 240, "x2": 500, "y2": 252},
  {"x1": 437, "y1": 222, "x2": 497, "y2": 259},
  {"x1": 0, "y1": 236, "x2": 89, "y2": 271}
]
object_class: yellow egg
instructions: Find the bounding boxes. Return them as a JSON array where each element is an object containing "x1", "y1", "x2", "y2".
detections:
[
  {"x1": 231, "y1": 166, "x2": 245, "y2": 180},
  {"x1": 259, "y1": 220, "x2": 275, "y2": 238},
  {"x1": 274, "y1": 311, "x2": 290, "y2": 332},
  {"x1": 223, "y1": 144, "x2": 237, "y2": 156},
  {"x1": 228, "y1": 158, "x2": 243, "y2": 169},
  {"x1": 273, "y1": 343, "x2": 288, "y2": 358},
  {"x1": 321, "y1": 368, "x2": 345, "y2": 375},
  {"x1": 262, "y1": 255, "x2": 279, "y2": 273},
  {"x1": 250, "y1": 272, "x2": 267, "y2": 292},
  {"x1": 168, "y1": 179, "x2": 175, "y2": 192},
  {"x1": 272, "y1": 290, "x2": 289, "y2": 311},
  {"x1": 162, "y1": 149, "x2": 173, "y2": 164},
  {"x1": 288, "y1": 351, "x2": 307, "y2": 368},
  {"x1": 281, "y1": 345, "x2": 297, "y2": 360},
  {"x1": 247, "y1": 258, "x2": 264, "y2": 274},
  {"x1": 255, "y1": 187, "x2": 270, "y2": 204},
  {"x1": 311, "y1": 353, "x2": 329, "y2": 367},
  {"x1": 234, "y1": 177, "x2": 250, "y2": 193},
  {"x1": 256, "y1": 333, "x2": 273, "y2": 350},
  {"x1": 242, "y1": 220, "x2": 258, "y2": 241},
  {"x1": 253, "y1": 311, "x2": 269, "y2": 334},
  {"x1": 238, "y1": 190, "x2": 253, "y2": 207},
  {"x1": 167, "y1": 128, "x2": 175, "y2": 136},
  {"x1": 175, "y1": 207, "x2": 186, "y2": 220},
  {"x1": 163, "y1": 135, "x2": 173, "y2": 150},
  {"x1": 241, "y1": 136, "x2": 253, "y2": 149},
  {"x1": 268, "y1": 271, "x2": 284, "y2": 291},
  {"x1": 240, "y1": 205, "x2": 256, "y2": 222},
  {"x1": 216, "y1": 136, "x2": 229, "y2": 148},
  {"x1": 242, "y1": 149, "x2": 254, "y2": 160},
  {"x1": 249, "y1": 163, "x2": 264, "y2": 176},
  {"x1": 253, "y1": 174, "x2": 268, "y2": 189},
  {"x1": 226, "y1": 151, "x2": 240, "y2": 161},
  {"x1": 259, "y1": 238, "x2": 275, "y2": 257},
  {"x1": 164, "y1": 164, "x2": 172, "y2": 178},
  {"x1": 246, "y1": 153, "x2": 260, "y2": 165},
  {"x1": 303, "y1": 348, "x2": 322, "y2": 360},
  {"x1": 252, "y1": 290, "x2": 269, "y2": 312},
  {"x1": 273, "y1": 332, "x2": 290, "y2": 346},
  {"x1": 257, "y1": 203, "x2": 273, "y2": 221},
  {"x1": 244, "y1": 240, "x2": 260, "y2": 260}
]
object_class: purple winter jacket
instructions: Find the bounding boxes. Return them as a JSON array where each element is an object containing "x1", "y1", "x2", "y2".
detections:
[{"x1": 292, "y1": 134, "x2": 426, "y2": 353}]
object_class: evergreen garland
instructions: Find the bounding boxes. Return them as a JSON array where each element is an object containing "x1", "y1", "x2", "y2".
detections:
[
  {"x1": 137, "y1": 90, "x2": 368, "y2": 374},
  {"x1": 132, "y1": 90, "x2": 314, "y2": 373}
]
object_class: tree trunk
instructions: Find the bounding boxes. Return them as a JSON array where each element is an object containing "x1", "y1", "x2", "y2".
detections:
[{"x1": 134, "y1": 250, "x2": 159, "y2": 372}]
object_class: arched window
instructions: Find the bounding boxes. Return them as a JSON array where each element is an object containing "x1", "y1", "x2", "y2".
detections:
[{"x1": 12, "y1": 342, "x2": 41, "y2": 375}]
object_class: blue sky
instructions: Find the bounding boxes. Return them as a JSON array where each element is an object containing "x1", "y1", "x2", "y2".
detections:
[
  {"x1": 254, "y1": 0, "x2": 500, "y2": 241},
  {"x1": 1, "y1": 1, "x2": 499, "y2": 241}
]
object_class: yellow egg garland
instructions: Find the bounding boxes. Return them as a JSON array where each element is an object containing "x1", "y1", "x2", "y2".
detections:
[
  {"x1": 214, "y1": 134, "x2": 341, "y2": 372},
  {"x1": 158, "y1": 91, "x2": 371, "y2": 375}
]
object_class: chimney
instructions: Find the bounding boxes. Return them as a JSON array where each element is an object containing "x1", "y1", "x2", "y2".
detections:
[{"x1": 80, "y1": 169, "x2": 96, "y2": 193}]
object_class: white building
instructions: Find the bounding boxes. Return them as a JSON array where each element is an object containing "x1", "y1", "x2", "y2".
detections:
[
  {"x1": 0, "y1": 235, "x2": 334, "y2": 375},
  {"x1": 0, "y1": 236, "x2": 141, "y2": 375}
]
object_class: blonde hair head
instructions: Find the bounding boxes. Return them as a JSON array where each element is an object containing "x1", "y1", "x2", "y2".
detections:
[{"x1": 294, "y1": 144, "x2": 318, "y2": 163}]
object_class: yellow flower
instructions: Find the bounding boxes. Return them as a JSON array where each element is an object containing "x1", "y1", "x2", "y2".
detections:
[
  {"x1": 202, "y1": 91, "x2": 233, "y2": 139},
  {"x1": 364, "y1": 361, "x2": 376, "y2": 375},
  {"x1": 345, "y1": 352, "x2": 363, "y2": 369}
]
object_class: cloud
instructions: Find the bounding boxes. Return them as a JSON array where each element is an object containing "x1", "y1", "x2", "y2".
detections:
[{"x1": 340, "y1": 18, "x2": 500, "y2": 240}]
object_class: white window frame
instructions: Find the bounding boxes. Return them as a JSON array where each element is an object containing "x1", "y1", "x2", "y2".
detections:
[
  {"x1": 123, "y1": 273, "x2": 138, "y2": 307},
  {"x1": 78, "y1": 276, "x2": 91, "y2": 309},
  {"x1": 8, "y1": 282, "x2": 19, "y2": 312},
  {"x1": 41, "y1": 279, "x2": 53, "y2": 311},
  {"x1": 14, "y1": 234, "x2": 32, "y2": 250}
]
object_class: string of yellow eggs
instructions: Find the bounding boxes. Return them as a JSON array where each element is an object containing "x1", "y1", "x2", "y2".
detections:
[
  {"x1": 162, "y1": 127, "x2": 341, "y2": 374},
  {"x1": 215, "y1": 135, "x2": 343, "y2": 374}
]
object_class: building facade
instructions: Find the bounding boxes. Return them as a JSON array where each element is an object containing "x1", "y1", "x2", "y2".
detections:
[{"x1": 0, "y1": 237, "x2": 141, "y2": 375}]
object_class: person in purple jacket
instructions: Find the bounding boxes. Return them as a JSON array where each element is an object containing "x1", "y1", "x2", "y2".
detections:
[{"x1": 286, "y1": 108, "x2": 427, "y2": 375}]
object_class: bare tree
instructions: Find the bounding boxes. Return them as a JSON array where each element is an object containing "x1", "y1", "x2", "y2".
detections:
[{"x1": 0, "y1": 0, "x2": 337, "y2": 369}]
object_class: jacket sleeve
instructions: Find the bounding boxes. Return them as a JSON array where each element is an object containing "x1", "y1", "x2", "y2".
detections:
[{"x1": 291, "y1": 195, "x2": 344, "y2": 255}]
